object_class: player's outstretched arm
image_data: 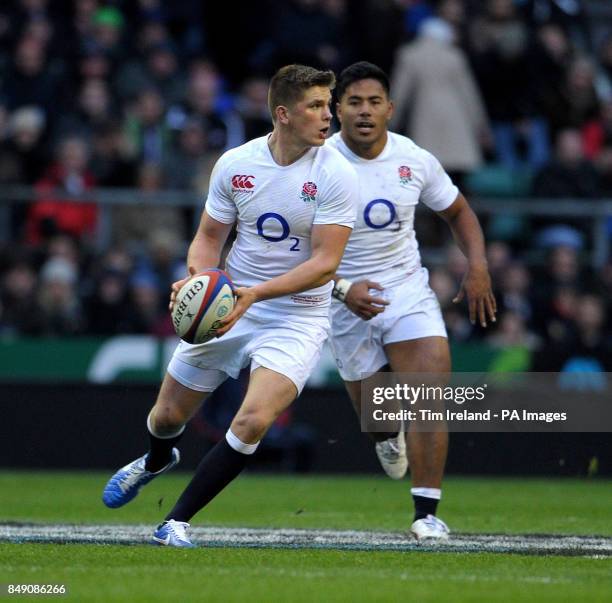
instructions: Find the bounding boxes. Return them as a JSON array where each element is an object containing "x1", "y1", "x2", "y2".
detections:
[
  {"x1": 168, "y1": 210, "x2": 235, "y2": 311},
  {"x1": 437, "y1": 193, "x2": 497, "y2": 327},
  {"x1": 216, "y1": 223, "x2": 352, "y2": 336}
]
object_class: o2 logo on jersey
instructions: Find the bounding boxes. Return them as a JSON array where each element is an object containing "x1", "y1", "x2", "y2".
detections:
[
  {"x1": 301, "y1": 181, "x2": 318, "y2": 203},
  {"x1": 364, "y1": 199, "x2": 396, "y2": 229},
  {"x1": 257, "y1": 212, "x2": 300, "y2": 251},
  {"x1": 232, "y1": 174, "x2": 255, "y2": 191},
  {"x1": 398, "y1": 165, "x2": 412, "y2": 186}
]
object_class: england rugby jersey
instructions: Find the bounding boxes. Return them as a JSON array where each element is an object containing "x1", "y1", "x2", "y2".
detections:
[
  {"x1": 205, "y1": 135, "x2": 357, "y2": 317},
  {"x1": 328, "y1": 132, "x2": 458, "y2": 287}
]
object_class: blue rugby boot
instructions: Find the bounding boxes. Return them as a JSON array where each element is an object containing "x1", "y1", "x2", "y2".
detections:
[{"x1": 102, "y1": 448, "x2": 180, "y2": 509}]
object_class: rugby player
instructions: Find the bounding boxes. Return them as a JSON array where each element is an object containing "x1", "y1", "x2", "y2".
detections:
[
  {"x1": 328, "y1": 62, "x2": 496, "y2": 540},
  {"x1": 102, "y1": 64, "x2": 357, "y2": 547}
]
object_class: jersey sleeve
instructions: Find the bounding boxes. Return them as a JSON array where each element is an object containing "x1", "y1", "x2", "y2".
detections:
[
  {"x1": 204, "y1": 155, "x2": 237, "y2": 224},
  {"x1": 419, "y1": 150, "x2": 458, "y2": 212},
  {"x1": 313, "y1": 156, "x2": 357, "y2": 228}
]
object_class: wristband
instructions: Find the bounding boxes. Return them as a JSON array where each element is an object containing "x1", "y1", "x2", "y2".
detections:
[{"x1": 332, "y1": 278, "x2": 353, "y2": 302}]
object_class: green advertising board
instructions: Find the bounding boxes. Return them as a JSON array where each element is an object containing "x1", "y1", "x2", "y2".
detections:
[{"x1": 0, "y1": 337, "x2": 524, "y2": 385}]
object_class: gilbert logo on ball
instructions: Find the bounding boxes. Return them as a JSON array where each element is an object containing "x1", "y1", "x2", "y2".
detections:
[{"x1": 172, "y1": 269, "x2": 235, "y2": 344}]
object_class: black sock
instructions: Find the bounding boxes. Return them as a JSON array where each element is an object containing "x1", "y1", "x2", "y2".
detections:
[
  {"x1": 145, "y1": 430, "x2": 183, "y2": 472},
  {"x1": 165, "y1": 438, "x2": 250, "y2": 522},
  {"x1": 413, "y1": 495, "x2": 439, "y2": 521}
]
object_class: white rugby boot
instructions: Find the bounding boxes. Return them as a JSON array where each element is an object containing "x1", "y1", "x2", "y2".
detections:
[
  {"x1": 152, "y1": 519, "x2": 195, "y2": 548},
  {"x1": 375, "y1": 429, "x2": 408, "y2": 479},
  {"x1": 410, "y1": 514, "x2": 450, "y2": 541}
]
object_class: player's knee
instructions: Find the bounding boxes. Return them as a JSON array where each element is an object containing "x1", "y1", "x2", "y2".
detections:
[
  {"x1": 231, "y1": 407, "x2": 274, "y2": 442},
  {"x1": 150, "y1": 405, "x2": 189, "y2": 435}
]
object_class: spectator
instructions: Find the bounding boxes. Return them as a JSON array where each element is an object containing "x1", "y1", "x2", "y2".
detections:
[
  {"x1": 82, "y1": 245, "x2": 132, "y2": 333},
  {"x1": 582, "y1": 100, "x2": 612, "y2": 160},
  {"x1": 54, "y1": 77, "x2": 116, "y2": 143},
  {"x1": 115, "y1": 41, "x2": 185, "y2": 105},
  {"x1": 596, "y1": 259, "x2": 612, "y2": 301},
  {"x1": 1, "y1": 35, "x2": 61, "y2": 117},
  {"x1": 68, "y1": 0, "x2": 99, "y2": 50},
  {"x1": 162, "y1": 118, "x2": 219, "y2": 192},
  {"x1": 347, "y1": 0, "x2": 404, "y2": 75},
  {"x1": 498, "y1": 261, "x2": 534, "y2": 325},
  {"x1": 532, "y1": 244, "x2": 590, "y2": 341},
  {"x1": 597, "y1": 33, "x2": 612, "y2": 98},
  {"x1": 73, "y1": 45, "x2": 113, "y2": 83},
  {"x1": 112, "y1": 164, "x2": 185, "y2": 249},
  {"x1": 469, "y1": 0, "x2": 549, "y2": 169},
  {"x1": 84, "y1": 263, "x2": 132, "y2": 335},
  {"x1": 487, "y1": 310, "x2": 539, "y2": 350},
  {"x1": 255, "y1": 0, "x2": 351, "y2": 73},
  {"x1": 89, "y1": 121, "x2": 137, "y2": 187},
  {"x1": 167, "y1": 59, "x2": 234, "y2": 151},
  {"x1": 390, "y1": 17, "x2": 489, "y2": 184},
  {"x1": 0, "y1": 259, "x2": 43, "y2": 335},
  {"x1": 128, "y1": 270, "x2": 174, "y2": 336},
  {"x1": 26, "y1": 135, "x2": 97, "y2": 245},
  {"x1": 486, "y1": 240, "x2": 512, "y2": 283},
  {"x1": 534, "y1": 293, "x2": 612, "y2": 372},
  {"x1": 592, "y1": 145, "x2": 612, "y2": 197},
  {"x1": 89, "y1": 6, "x2": 126, "y2": 63},
  {"x1": 539, "y1": 244, "x2": 586, "y2": 290},
  {"x1": 37, "y1": 256, "x2": 84, "y2": 335},
  {"x1": 139, "y1": 228, "x2": 186, "y2": 304},
  {"x1": 123, "y1": 87, "x2": 171, "y2": 164},
  {"x1": 528, "y1": 23, "x2": 572, "y2": 142},
  {"x1": 531, "y1": 129, "x2": 599, "y2": 198},
  {"x1": 517, "y1": 0, "x2": 590, "y2": 51},
  {"x1": 45, "y1": 233, "x2": 81, "y2": 267},
  {"x1": 547, "y1": 57, "x2": 601, "y2": 137},
  {"x1": 234, "y1": 77, "x2": 272, "y2": 143},
  {"x1": 436, "y1": 0, "x2": 468, "y2": 47},
  {"x1": 1, "y1": 106, "x2": 47, "y2": 185}
]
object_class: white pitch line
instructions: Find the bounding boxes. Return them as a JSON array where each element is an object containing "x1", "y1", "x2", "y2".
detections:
[{"x1": 1, "y1": 524, "x2": 611, "y2": 557}]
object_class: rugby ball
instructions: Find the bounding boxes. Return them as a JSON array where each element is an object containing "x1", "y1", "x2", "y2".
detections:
[{"x1": 171, "y1": 269, "x2": 235, "y2": 344}]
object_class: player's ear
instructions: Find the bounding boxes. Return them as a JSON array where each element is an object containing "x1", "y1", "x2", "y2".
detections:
[
  {"x1": 335, "y1": 101, "x2": 343, "y2": 124},
  {"x1": 276, "y1": 105, "x2": 290, "y2": 125},
  {"x1": 386, "y1": 99, "x2": 394, "y2": 122}
]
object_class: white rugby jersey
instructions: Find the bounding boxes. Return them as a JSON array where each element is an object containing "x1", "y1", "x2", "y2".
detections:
[
  {"x1": 205, "y1": 135, "x2": 357, "y2": 317},
  {"x1": 328, "y1": 132, "x2": 458, "y2": 287}
]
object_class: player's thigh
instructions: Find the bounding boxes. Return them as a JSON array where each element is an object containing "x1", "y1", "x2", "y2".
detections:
[
  {"x1": 231, "y1": 367, "x2": 298, "y2": 439},
  {"x1": 384, "y1": 336, "x2": 451, "y2": 374},
  {"x1": 153, "y1": 371, "x2": 210, "y2": 424}
]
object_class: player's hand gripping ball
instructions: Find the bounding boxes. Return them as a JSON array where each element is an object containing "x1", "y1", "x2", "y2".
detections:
[{"x1": 171, "y1": 269, "x2": 235, "y2": 344}]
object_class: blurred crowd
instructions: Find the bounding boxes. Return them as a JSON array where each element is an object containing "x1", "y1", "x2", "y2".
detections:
[{"x1": 0, "y1": 0, "x2": 611, "y2": 372}]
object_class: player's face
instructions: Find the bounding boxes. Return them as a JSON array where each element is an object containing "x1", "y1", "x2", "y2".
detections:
[
  {"x1": 336, "y1": 79, "x2": 393, "y2": 153},
  {"x1": 287, "y1": 86, "x2": 333, "y2": 147}
]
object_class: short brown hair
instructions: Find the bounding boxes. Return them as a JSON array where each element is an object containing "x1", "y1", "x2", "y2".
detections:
[{"x1": 268, "y1": 64, "x2": 335, "y2": 121}]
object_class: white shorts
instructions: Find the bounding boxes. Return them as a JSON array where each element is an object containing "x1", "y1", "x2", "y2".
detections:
[
  {"x1": 168, "y1": 310, "x2": 330, "y2": 395},
  {"x1": 328, "y1": 267, "x2": 447, "y2": 381}
]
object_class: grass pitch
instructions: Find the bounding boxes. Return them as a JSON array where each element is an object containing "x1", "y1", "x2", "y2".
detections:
[{"x1": 1, "y1": 472, "x2": 611, "y2": 602}]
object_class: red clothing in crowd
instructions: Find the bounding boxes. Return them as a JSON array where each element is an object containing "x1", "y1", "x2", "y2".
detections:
[{"x1": 27, "y1": 165, "x2": 97, "y2": 244}]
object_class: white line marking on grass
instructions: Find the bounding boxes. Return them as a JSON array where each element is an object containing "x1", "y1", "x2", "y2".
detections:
[{"x1": 1, "y1": 523, "x2": 611, "y2": 557}]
